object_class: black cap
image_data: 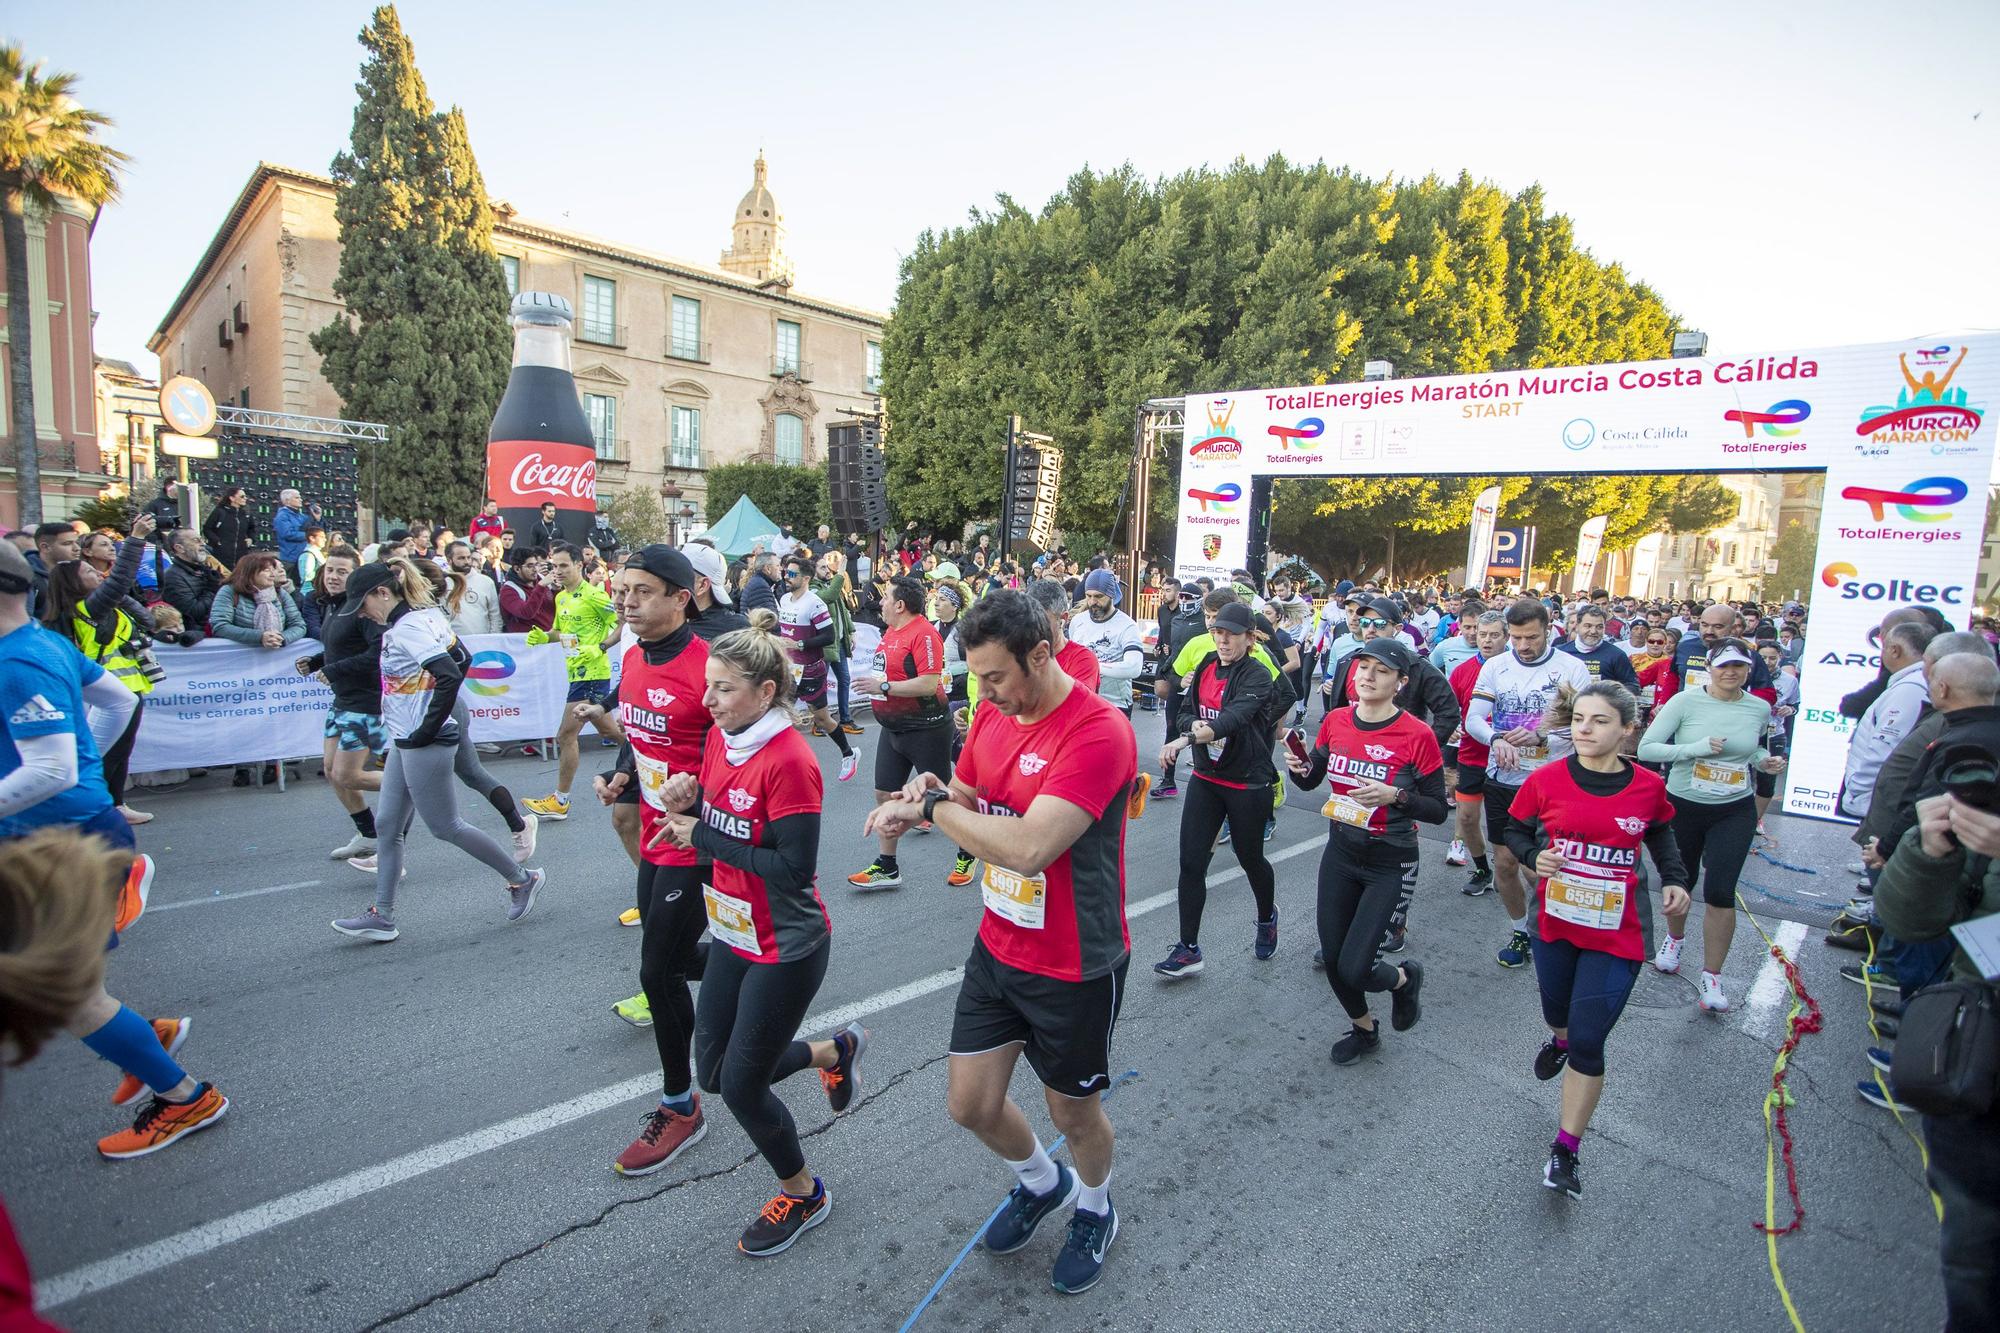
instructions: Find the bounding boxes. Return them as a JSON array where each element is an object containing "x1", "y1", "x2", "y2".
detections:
[
  {"x1": 1177, "y1": 581, "x2": 1202, "y2": 597},
  {"x1": 338, "y1": 561, "x2": 402, "y2": 614},
  {"x1": 622, "y1": 544, "x2": 696, "y2": 591},
  {"x1": 1251, "y1": 612, "x2": 1276, "y2": 639},
  {"x1": 1212, "y1": 602, "x2": 1254, "y2": 635},
  {"x1": 1343, "y1": 589, "x2": 1369, "y2": 606},
  {"x1": 1364, "y1": 596, "x2": 1401, "y2": 622},
  {"x1": 1353, "y1": 638, "x2": 1416, "y2": 673}
]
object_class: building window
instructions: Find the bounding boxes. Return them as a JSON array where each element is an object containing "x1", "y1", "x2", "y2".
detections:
[
  {"x1": 774, "y1": 412, "x2": 804, "y2": 465},
  {"x1": 581, "y1": 275, "x2": 618, "y2": 344},
  {"x1": 670, "y1": 406, "x2": 701, "y2": 469},
  {"x1": 501, "y1": 255, "x2": 520, "y2": 298},
  {"x1": 1725, "y1": 542, "x2": 1739, "y2": 567},
  {"x1": 239, "y1": 388, "x2": 250, "y2": 408},
  {"x1": 584, "y1": 393, "x2": 618, "y2": 458},
  {"x1": 775, "y1": 320, "x2": 801, "y2": 374},
  {"x1": 670, "y1": 296, "x2": 703, "y2": 360},
  {"x1": 867, "y1": 340, "x2": 882, "y2": 393}
]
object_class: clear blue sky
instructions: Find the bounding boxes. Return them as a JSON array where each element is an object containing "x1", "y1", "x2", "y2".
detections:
[{"x1": 19, "y1": 0, "x2": 2000, "y2": 382}]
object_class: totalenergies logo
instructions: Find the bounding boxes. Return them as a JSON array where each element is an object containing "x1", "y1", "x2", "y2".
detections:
[
  {"x1": 1188, "y1": 397, "x2": 1241, "y2": 462},
  {"x1": 465, "y1": 650, "x2": 518, "y2": 696},
  {"x1": 1186, "y1": 481, "x2": 1241, "y2": 513},
  {"x1": 1267, "y1": 417, "x2": 1324, "y2": 449},
  {"x1": 1723, "y1": 399, "x2": 1811, "y2": 438},
  {"x1": 1839, "y1": 475, "x2": 1966, "y2": 523},
  {"x1": 1858, "y1": 347, "x2": 1984, "y2": 441}
]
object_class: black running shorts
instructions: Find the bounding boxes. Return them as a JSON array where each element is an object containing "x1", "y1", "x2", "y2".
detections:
[
  {"x1": 950, "y1": 939, "x2": 1127, "y2": 1095},
  {"x1": 1455, "y1": 758, "x2": 1486, "y2": 798},
  {"x1": 875, "y1": 722, "x2": 953, "y2": 794},
  {"x1": 1483, "y1": 778, "x2": 1525, "y2": 849}
]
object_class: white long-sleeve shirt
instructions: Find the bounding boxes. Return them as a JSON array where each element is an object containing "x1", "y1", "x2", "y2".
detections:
[
  {"x1": 451, "y1": 571, "x2": 504, "y2": 637},
  {"x1": 1840, "y1": 662, "x2": 1929, "y2": 820},
  {"x1": 1068, "y1": 608, "x2": 1145, "y2": 711}
]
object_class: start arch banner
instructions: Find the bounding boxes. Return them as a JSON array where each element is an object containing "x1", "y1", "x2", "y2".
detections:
[{"x1": 1173, "y1": 334, "x2": 1997, "y2": 820}]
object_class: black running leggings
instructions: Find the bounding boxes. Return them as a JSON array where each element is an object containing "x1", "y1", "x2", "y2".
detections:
[
  {"x1": 1528, "y1": 935, "x2": 1639, "y2": 1078},
  {"x1": 1316, "y1": 835, "x2": 1412, "y2": 1020},
  {"x1": 102, "y1": 697, "x2": 143, "y2": 807},
  {"x1": 1668, "y1": 793, "x2": 1756, "y2": 910},
  {"x1": 637, "y1": 860, "x2": 709, "y2": 1098},
  {"x1": 1176, "y1": 776, "x2": 1277, "y2": 946},
  {"x1": 695, "y1": 938, "x2": 829, "y2": 1181}
]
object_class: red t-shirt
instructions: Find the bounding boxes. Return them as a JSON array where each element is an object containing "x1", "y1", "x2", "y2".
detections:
[
  {"x1": 697, "y1": 723, "x2": 829, "y2": 963},
  {"x1": 955, "y1": 679, "x2": 1135, "y2": 982},
  {"x1": 0, "y1": 1199, "x2": 59, "y2": 1333},
  {"x1": 618, "y1": 636, "x2": 714, "y2": 867},
  {"x1": 1312, "y1": 707, "x2": 1442, "y2": 842},
  {"x1": 1509, "y1": 759, "x2": 1677, "y2": 961},
  {"x1": 872, "y1": 616, "x2": 949, "y2": 732},
  {"x1": 1057, "y1": 639, "x2": 1101, "y2": 694},
  {"x1": 1450, "y1": 653, "x2": 1492, "y2": 768}
]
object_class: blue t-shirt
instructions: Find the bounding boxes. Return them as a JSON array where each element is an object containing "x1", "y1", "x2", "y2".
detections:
[{"x1": 0, "y1": 621, "x2": 113, "y2": 836}]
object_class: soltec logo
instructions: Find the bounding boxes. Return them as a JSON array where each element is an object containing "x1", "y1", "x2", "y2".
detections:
[
  {"x1": 465, "y1": 650, "x2": 517, "y2": 696},
  {"x1": 1722, "y1": 399, "x2": 1811, "y2": 438},
  {"x1": 1838, "y1": 475, "x2": 1966, "y2": 523},
  {"x1": 1819, "y1": 562, "x2": 1964, "y2": 604},
  {"x1": 1186, "y1": 481, "x2": 1241, "y2": 514}
]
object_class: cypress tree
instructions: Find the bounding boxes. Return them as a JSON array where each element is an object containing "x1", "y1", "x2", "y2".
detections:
[{"x1": 311, "y1": 5, "x2": 511, "y2": 526}]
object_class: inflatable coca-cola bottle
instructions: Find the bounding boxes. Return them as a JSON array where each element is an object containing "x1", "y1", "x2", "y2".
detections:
[{"x1": 487, "y1": 291, "x2": 598, "y2": 549}]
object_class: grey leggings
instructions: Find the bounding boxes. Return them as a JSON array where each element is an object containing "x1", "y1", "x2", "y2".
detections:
[{"x1": 373, "y1": 740, "x2": 526, "y2": 914}]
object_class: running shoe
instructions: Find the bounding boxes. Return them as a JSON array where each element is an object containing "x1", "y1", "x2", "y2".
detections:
[
  {"x1": 1383, "y1": 927, "x2": 1407, "y2": 954},
  {"x1": 508, "y1": 868, "x2": 546, "y2": 922},
  {"x1": 1154, "y1": 779, "x2": 1178, "y2": 801},
  {"x1": 511, "y1": 811, "x2": 539, "y2": 864},
  {"x1": 1856, "y1": 1079, "x2": 1913, "y2": 1114},
  {"x1": 1218, "y1": 824, "x2": 1231, "y2": 846},
  {"x1": 613, "y1": 1098, "x2": 706, "y2": 1176},
  {"x1": 1697, "y1": 971, "x2": 1730, "y2": 1012},
  {"x1": 612, "y1": 993, "x2": 653, "y2": 1027},
  {"x1": 1461, "y1": 869, "x2": 1494, "y2": 897},
  {"x1": 1330, "y1": 1024, "x2": 1381, "y2": 1065},
  {"x1": 820, "y1": 1022, "x2": 868, "y2": 1114},
  {"x1": 1254, "y1": 912, "x2": 1278, "y2": 961},
  {"x1": 113, "y1": 1017, "x2": 191, "y2": 1107},
  {"x1": 1843, "y1": 860, "x2": 1867, "y2": 876},
  {"x1": 841, "y1": 721, "x2": 865, "y2": 735},
  {"x1": 523, "y1": 794, "x2": 570, "y2": 821},
  {"x1": 116, "y1": 855, "x2": 155, "y2": 935},
  {"x1": 1534, "y1": 1040, "x2": 1569, "y2": 1081},
  {"x1": 618, "y1": 907, "x2": 642, "y2": 927},
  {"x1": 1390, "y1": 959, "x2": 1424, "y2": 1032},
  {"x1": 1050, "y1": 1200, "x2": 1118, "y2": 1295},
  {"x1": 1871, "y1": 994, "x2": 1906, "y2": 1021},
  {"x1": 846, "y1": 862, "x2": 902, "y2": 890},
  {"x1": 331, "y1": 907, "x2": 398, "y2": 942},
  {"x1": 1497, "y1": 929, "x2": 1532, "y2": 969},
  {"x1": 328, "y1": 833, "x2": 375, "y2": 861},
  {"x1": 911, "y1": 821, "x2": 932, "y2": 835},
  {"x1": 1126, "y1": 772, "x2": 1151, "y2": 820},
  {"x1": 739, "y1": 1184, "x2": 831, "y2": 1257},
  {"x1": 1153, "y1": 942, "x2": 1204, "y2": 980},
  {"x1": 1865, "y1": 1046, "x2": 1894, "y2": 1074},
  {"x1": 837, "y1": 754, "x2": 858, "y2": 783},
  {"x1": 347, "y1": 854, "x2": 405, "y2": 879},
  {"x1": 1652, "y1": 934, "x2": 1683, "y2": 975},
  {"x1": 1875, "y1": 1016, "x2": 1901, "y2": 1040},
  {"x1": 1543, "y1": 1143, "x2": 1582, "y2": 1200},
  {"x1": 947, "y1": 854, "x2": 976, "y2": 888},
  {"x1": 120, "y1": 805, "x2": 154, "y2": 825},
  {"x1": 1823, "y1": 921, "x2": 1876, "y2": 952},
  {"x1": 810, "y1": 723, "x2": 825, "y2": 736},
  {"x1": 1263, "y1": 817, "x2": 1276, "y2": 842},
  {"x1": 97, "y1": 1083, "x2": 229, "y2": 1160},
  {"x1": 1842, "y1": 961, "x2": 1899, "y2": 990},
  {"x1": 1313, "y1": 946, "x2": 1324, "y2": 970},
  {"x1": 981, "y1": 1163, "x2": 1078, "y2": 1254},
  {"x1": 1445, "y1": 839, "x2": 1469, "y2": 867}
]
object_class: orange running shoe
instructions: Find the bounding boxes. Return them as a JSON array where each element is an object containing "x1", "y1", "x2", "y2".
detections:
[
  {"x1": 612, "y1": 1097, "x2": 706, "y2": 1176},
  {"x1": 97, "y1": 1083, "x2": 228, "y2": 1160},
  {"x1": 116, "y1": 854, "x2": 156, "y2": 935},
  {"x1": 1126, "y1": 772, "x2": 1152, "y2": 821},
  {"x1": 946, "y1": 853, "x2": 976, "y2": 888},
  {"x1": 112, "y1": 1017, "x2": 192, "y2": 1107}
]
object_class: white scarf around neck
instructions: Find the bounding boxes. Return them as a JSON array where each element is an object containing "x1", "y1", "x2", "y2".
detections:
[{"x1": 722, "y1": 706, "x2": 793, "y2": 767}]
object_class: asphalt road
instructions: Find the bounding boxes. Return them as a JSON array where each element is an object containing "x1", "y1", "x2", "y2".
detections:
[{"x1": 1, "y1": 711, "x2": 1944, "y2": 1331}]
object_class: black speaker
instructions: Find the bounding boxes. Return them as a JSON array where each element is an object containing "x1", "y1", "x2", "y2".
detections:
[{"x1": 827, "y1": 428, "x2": 889, "y2": 535}]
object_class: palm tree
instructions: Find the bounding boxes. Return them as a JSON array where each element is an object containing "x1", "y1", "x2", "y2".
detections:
[{"x1": 0, "y1": 46, "x2": 127, "y2": 526}]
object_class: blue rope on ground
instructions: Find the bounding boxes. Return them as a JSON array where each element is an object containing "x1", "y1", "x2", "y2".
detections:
[
  {"x1": 1754, "y1": 849, "x2": 1819, "y2": 875},
  {"x1": 1740, "y1": 880, "x2": 1835, "y2": 913},
  {"x1": 898, "y1": 1068, "x2": 1141, "y2": 1332}
]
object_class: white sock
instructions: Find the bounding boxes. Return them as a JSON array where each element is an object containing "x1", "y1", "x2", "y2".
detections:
[
  {"x1": 1509, "y1": 915, "x2": 1528, "y2": 933},
  {"x1": 1004, "y1": 1141, "x2": 1059, "y2": 1196},
  {"x1": 1076, "y1": 1168, "x2": 1112, "y2": 1216}
]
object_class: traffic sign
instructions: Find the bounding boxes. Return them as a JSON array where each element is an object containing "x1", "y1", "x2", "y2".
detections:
[{"x1": 159, "y1": 376, "x2": 217, "y2": 437}]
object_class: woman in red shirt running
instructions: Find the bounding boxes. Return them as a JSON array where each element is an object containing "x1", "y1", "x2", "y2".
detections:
[
  {"x1": 1504, "y1": 681, "x2": 1690, "y2": 1201},
  {"x1": 652, "y1": 609, "x2": 867, "y2": 1258}
]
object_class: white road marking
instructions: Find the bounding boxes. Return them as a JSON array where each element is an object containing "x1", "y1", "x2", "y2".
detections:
[
  {"x1": 37, "y1": 833, "x2": 1328, "y2": 1311},
  {"x1": 1742, "y1": 919, "x2": 1810, "y2": 1040},
  {"x1": 151, "y1": 881, "x2": 323, "y2": 912}
]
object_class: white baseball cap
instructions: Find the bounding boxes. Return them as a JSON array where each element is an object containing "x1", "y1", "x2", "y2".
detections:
[
  {"x1": 680, "y1": 542, "x2": 732, "y2": 603},
  {"x1": 1708, "y1": 643, "x2": 1755, "y2": 668}
]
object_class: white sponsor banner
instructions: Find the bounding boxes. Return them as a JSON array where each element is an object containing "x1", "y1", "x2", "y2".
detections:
[
  {"x1": 130, "y1": 634, "x2": 568, "y2": 772},
  {"x1": 1573, "y1": 514, "x2": 1610, "y2": 591},
  {"x1": 1462, "y1": 485, "x2": 1502, "y2": 591},
  {"x1": 1174, "y1": 335, "x2": 1998, "y2": 819}
]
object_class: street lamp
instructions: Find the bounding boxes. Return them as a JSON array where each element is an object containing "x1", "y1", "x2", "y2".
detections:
[{"x1": 659, "y1": 476, "x2": 683, "y2": 547}]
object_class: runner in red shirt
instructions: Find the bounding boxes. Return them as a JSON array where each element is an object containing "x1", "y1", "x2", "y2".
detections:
[
  {"x1": 866, "y1": 589, "x2": 1138, "y2": 1296},
  {"x1": 590, "y1": 547, "x2": 720, "y2": 1178},
  {"x1": 649, "y1": 608, "x2": 867, "y2": 1257},
  {"x1": 1504, "y1": 681, "x2": 1690, "y2": 1201}
]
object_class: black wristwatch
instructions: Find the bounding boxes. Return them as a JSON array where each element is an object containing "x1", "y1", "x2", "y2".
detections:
[
  {"x1": 922, "y1": 788, "x2": 948, "y2": 825},
  {"x1": 1392, "y1": 787, "x2": 1409, "y2": 808}
]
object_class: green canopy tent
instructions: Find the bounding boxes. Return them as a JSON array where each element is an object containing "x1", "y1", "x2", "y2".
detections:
[{"x1": 703, "y1": 494, "x2": 784, "y2": 559}]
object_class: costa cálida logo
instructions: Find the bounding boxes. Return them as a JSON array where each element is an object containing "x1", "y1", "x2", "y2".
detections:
[{"x1": 489, "y1": 439, "x2": 598, "y2": 511}]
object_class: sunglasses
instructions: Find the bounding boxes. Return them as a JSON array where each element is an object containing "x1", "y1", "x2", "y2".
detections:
[
  {"x1": 1356, "y1": 616, "x2": 1392, "y2": 629},
  {"x1": 1647, "y1": 638, "x2": 1667, "y2": 646}
]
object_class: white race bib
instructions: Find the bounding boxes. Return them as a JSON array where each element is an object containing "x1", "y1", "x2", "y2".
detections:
[
  {"x1": 1690, "y1": 758, "x2": 1749, "y2": 797},
  {"x1": 1323, "y1": 791, "x2": 1374, "y2": 827},
  {"x1": 702, "y1": 883, "x2": 762, "y2": 954},
  {"x1": 1639, "y1": 685, "x2": 1656, "y2": 707},
  {"x1": 981, "y1": 863, "x2": 1047, "y2": 930},
  {"x1": 633, "y1": 751, "x2": 674, "y2": 812},
  {"x1": 1686, "y1": 668, "x2": 1710, "y2": 692},
  {"x1": 1514, "y1": 742, "x2": 1551, "y2": 774},
  {"x1": 1545, "y1": 867, "x2": 1628, "y2": 932}
]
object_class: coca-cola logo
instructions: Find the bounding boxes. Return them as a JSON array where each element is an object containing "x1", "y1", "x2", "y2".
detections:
[{"x1": 508, "y1": 452, "x2": 597, "y2": 502}]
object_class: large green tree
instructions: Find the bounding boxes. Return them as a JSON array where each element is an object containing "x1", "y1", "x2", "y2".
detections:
[
  {"x1": 312, "y1": 6, "x2": 511, "y2": 525},
  {"x1": 0, "y1": 46, "x2": 127, "y2": 525},
  {"x1": 883, "y1": 158, "x2": 1726, "y2": 572},
  {"x1": 705, "y1": 460, "x2": 829, "y2": 535}
]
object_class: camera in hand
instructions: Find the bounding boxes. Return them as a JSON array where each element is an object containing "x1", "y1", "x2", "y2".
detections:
[{"x1": 1934, "y1": 743, "x2": 1998, "y2": 813}]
